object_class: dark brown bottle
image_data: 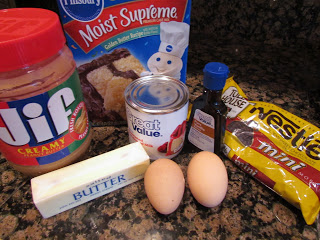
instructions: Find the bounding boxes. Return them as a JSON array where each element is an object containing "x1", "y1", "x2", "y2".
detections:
[{"x1": 187, "y1": 62, "x2": 229, "y2": 156}]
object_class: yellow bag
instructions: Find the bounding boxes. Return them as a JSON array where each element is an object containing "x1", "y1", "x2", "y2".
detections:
[{"x1": 222, "y1": 77, "x2": 320, "y2": 225}]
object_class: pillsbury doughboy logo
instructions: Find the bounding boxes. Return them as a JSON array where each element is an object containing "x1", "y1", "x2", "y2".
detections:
[
  {"x1": 146, "y1": 21, "x2": 190, "y2": 80},
  {"x1": 60, "y1": 0, "x2": 104, "y2": 22},
  {"x1": 166, "y1": 45, "x2": 173, "y2": 53}
]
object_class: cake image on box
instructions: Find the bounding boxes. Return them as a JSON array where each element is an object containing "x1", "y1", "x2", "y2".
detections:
[{"x1": 78, "y1": 48, "x2": 145, "y2": 124}]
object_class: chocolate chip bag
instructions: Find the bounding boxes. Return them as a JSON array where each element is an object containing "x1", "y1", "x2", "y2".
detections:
[{"x1": 222, "y1": 77, "x2": 320, "y2": 225}]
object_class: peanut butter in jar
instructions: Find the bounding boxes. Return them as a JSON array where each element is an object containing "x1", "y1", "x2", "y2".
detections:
[{"x1": 0, "y1": 8, "x2": 92, "y2": 176}]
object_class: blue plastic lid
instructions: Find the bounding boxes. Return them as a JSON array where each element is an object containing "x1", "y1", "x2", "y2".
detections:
[{"x1": 203, "y1": 62, "x2": 229, "y2": 90}]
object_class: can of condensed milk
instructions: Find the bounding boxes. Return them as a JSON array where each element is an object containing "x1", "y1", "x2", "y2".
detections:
[{"x1": 125, "y1": 75, "x2": 189, "y2": 160}]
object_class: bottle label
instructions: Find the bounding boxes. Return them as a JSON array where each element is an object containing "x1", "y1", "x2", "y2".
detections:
[
  {"x1": 0, "y1": 71, "x2": 91, "y2": 166},
  {"x1": 188, "y1": 109, "x2": 215, "y2": 152}
]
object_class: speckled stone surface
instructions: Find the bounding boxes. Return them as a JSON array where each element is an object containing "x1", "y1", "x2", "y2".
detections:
[
  {"x1": 190, "y1": 0, "x2": 320, "y2": 50},
  {"x1": 1, "y1": 0, "x2": 320, "y2": 239},
  {"x1": 0, "y1": 41, "x2": 319, "y2": 239}
]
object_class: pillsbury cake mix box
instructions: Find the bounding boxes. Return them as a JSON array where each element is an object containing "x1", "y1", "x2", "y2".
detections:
[{"x1": 56, "y1": 0, "x2": 191, "y2": 126}]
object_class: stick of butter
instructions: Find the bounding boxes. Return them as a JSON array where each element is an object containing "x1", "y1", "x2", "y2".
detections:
[{"x1": 31, "y1": 142, "x2": 150, "y2": 218}]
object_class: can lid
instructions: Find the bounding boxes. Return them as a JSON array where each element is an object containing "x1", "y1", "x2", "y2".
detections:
[
  {"x1": 125, "y1": 75, "x2": 189, "y2": 114},
  {"x1": 203, "y1": 62, "x2": 229, "y2": 90},
  {"x1": 0, "y1": 8, "x2": 66, "y2": 72}
]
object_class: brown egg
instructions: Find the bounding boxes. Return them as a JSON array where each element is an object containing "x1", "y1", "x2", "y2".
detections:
[
  {"x1": 187, "y1": 151, "x2": 228, "y2": 208},
  {"x1": 144, "y1": 158, "x2": 185, "y2": 214}
]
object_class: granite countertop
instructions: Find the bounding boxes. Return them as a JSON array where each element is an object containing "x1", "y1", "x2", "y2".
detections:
[{"x1": 0, "y1": 37, "x2": 320, "y2": 240}]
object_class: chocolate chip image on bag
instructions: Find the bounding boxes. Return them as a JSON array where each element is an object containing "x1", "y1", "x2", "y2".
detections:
[
  {"x1": 226, "y1": 120, "x2": 256, "y2": 147},
  {"x1": 55, "y1": 0, "x2": 192, "y2": 125},
  {"x1": 222, "y1": 76, "x2": 320, "y2": 225}
]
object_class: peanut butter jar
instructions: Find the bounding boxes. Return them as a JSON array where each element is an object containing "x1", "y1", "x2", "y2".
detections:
[{"x1": 0, "y1": 8, "x2": 92, "y2": 176}]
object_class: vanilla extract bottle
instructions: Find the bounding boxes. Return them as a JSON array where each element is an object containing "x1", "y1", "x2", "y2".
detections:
[{"x1": 187, "y1": 62, "x2": 229, "y2": 156}]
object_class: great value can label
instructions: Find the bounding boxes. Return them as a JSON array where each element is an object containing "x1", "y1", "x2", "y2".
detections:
[
  {"x1": 56, "y1": 0, "x2": 191, "y2": 125},
  {"x1": 0, "y1": 71, "x2": 90, "y2": 166},
  {"x1": 125, "y1": 75, "x2": 189, "y2": 160}
]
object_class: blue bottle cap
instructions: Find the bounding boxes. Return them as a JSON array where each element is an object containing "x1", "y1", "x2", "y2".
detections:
[{"x1": 203, "y1": 62, "x2": 229, "y2": 90}]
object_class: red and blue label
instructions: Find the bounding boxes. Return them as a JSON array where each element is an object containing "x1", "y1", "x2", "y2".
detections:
[
  {"x1": 56, "y1": 0, "x2": 191, "y2": 82},
  {"x1": 0, "y1": 71, "x2": 90, "y2": 166}
]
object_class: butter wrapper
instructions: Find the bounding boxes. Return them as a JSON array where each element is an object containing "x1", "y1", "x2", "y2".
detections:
[{"x1": 31, "y1": 142, "x2": 150, "y2": 218}]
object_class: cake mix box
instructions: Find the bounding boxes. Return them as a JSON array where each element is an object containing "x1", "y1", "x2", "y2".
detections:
[{"x1": 55, "y1": 0, "x2": 191, "y2": 126}]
